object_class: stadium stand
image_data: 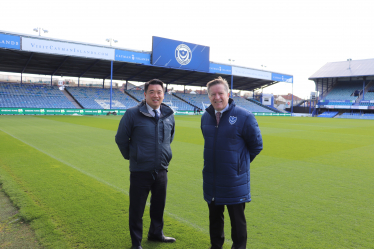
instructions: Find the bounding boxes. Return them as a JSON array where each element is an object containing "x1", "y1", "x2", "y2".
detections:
[
  {"x1": 323, "y1": 81, "x2": 363, "y2": 101},
  {"x1": 0, "y1": 82, "x2": 76, "y2": 108},
  {"x1": 66, "y1": 87, "x2": 138, "y2": 109},
  {"x1": 173, "y1": 93, "x2": 210, "y2": 111},
  {"x1": 232, "y1": 97, "x2": 275, "y2": 113},
  {"x1": 126, "y1": 90, "x2": 194, "y2": 111},
  {"x1": 337, "y1": 112, "x2": 374, "y2": 119},
  {"x1": 318, "y1": 111, "x2": 338, "y2": 118}
]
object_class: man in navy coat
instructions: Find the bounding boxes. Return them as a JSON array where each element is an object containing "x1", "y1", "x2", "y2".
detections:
[{"x1": 201, "y1": 77, "x2": 263, "y2": 249}]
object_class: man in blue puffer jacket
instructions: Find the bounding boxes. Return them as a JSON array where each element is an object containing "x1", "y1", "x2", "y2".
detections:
[{"x1": 201, "y1": 77, "x2": 263, "y2": 249}]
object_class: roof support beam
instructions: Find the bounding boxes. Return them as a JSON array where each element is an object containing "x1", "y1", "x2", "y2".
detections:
[
  {"x1": 51, "y1": 56, "x2": 69, "y2": 76},
  {"x1": 126, "y1": 66, "x2": 152, "y2": 81},
  {"x1": 104, "y1": 63, "x2": 127, "y2": 79},
  {"x1": 167, "y1": 71, "x2": 196, "y2": 84},
  {"x1": 22, "y1": 53, "x2": 33, "y2": 74},
  {"x1": 79, "y1": 60, "x2": 100, "y2": 77},
  {"x1": 155, "y1": 69, "x2": 175, "y2": 79},
  {"x1": 184, "y1": 74, "x2": 212, "y2": 86}
]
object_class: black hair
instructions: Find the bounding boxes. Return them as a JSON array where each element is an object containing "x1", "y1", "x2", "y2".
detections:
[{"x1": 144, "y1": 79, "x2": 164, "y2": 92}]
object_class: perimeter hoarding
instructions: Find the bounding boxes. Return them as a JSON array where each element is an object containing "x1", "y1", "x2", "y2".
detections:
[
  {"x1": 152, "y1": 36, "x2": 210, "y2": 72},
  {"x1": 22, "y1": 37, "x2": 115, "y2": 60},
  {"x1": 0, "y1": 34, "x2": 20, "y2": 50}
]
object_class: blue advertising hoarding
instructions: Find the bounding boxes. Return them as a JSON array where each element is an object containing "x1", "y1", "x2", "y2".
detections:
[
  {"x1": 0, "y1": 34, "x2": 20, "y2": 50},
  {"x1": 272, "y1": 73, "x2": 293, "y2": 83},
  {"x1": 115, "y1": 49, "x2": 151, "y2": 65},
  {"x1": 152, "y1": 36, "x2": 210, "y2": 72},
  {"x1": 209, "y1": 63, "x2": 232, "y2": 75}
]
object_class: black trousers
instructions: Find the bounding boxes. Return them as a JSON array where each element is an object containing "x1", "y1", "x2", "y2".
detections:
[
  {"x1": 208, "y1": 201, "x2": 247, "y2": 249},
  {"x1": 129, "y1": 170, "x2": 167, "y2": 246}
]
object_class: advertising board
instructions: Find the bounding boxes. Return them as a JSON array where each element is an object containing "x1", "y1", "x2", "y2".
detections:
[
  {"x1": 209, "y1": 63, "x2": 232, "y2": 75},
  {"x1": 22, "y1": 37, "x2": 115, "y2": 60},
  {"x1": 152, "y1": 36, "x2": 210, "y2": 72},
  {"x1": 232, "y1": 66, "x2": 271, "y2": 80},
  {"x1": 115, "y1": 49, "x2": 151, "y2": 65},
  {"x1": 272, "y1": 73, "x2": 293, "y2": 83},
  {"x1": 0, "y1": 33, "x2": 20, "y2": 50}
]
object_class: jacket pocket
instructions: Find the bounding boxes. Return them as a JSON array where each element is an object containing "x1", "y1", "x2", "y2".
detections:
[{"x1": 163, "y1": 121, "x2": 173, "y2": 143}]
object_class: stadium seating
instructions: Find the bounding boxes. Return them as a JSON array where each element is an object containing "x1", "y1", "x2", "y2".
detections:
[
  {"x1": 66, "y1": 87, "x2": 138, "y2": 109},
  {"x1": 232, "y1": 96, "x2": 275, "y2": 113},
  {"x1": 318, "y1": 111, "x2": 338, "y2": 118},
  {"x1": 126, "y1": 90, "x2": 194, "y2": 111},
  {"x1": 173, "y1": 93, "x2": 210, "y2": 110},
  {"x1": 337, "y1": 112, "x2": 374, "y2": 119},
  {"x1": 0, "y1": 82, "x2": 76, "y2": 108},
  {"x1": 323, "y1": 81, "x2": 363, "y2": 101}
]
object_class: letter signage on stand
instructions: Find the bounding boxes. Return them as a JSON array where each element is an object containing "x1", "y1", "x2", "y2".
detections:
[
  {"x1": 0, "y1": 34, "x2": 21, "y2": 50},
  {"x1": 22, "y1": 37, "x2": 115, "y2": 60},
  {"x1": 272, "y1": 73, "x2": 293, "y2": 83},
  {"x1": 115, "y1": 49, "x2": 151, "y2": 65},
  {"x1": 232, "y1": 66, "x2": 272, "y2": 80},
  {"x1": 152, "y1": 36, "x2": 210, "y2": 72},
  {"x1": 209, "y1": 63, "x2": 232, "y2": 75}
]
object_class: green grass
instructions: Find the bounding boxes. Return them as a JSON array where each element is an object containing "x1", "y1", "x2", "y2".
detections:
[{"x1": 0, "y1": 115, "x2": 374, "y2": 248}]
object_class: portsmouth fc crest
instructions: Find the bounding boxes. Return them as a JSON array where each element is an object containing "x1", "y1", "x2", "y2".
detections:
[
  {"x1": 175, "y1": 44, "x2": 192, "y2": 65},
  {"x1": 229, "y1": 116, "x2": 237, "y2": 125}
]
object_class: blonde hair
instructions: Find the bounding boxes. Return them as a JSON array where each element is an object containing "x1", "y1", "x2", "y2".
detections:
[{"x1": 206, "y1": 76, "x2": 229, "y2": 95}]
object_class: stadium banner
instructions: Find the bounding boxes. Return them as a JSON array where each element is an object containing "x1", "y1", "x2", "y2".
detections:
[
  {"x1": 152, "y1": 36, "x2": 210, "y2": 72},
  {"x1": 272, "y1": 73, "x2": 293, "y2": 83},
  {"x1": 351, "y1": 106, "x2": 360, "y2": 109},
  {"x1": 0, "y1": 34, "x2": 21, "y2": 50},
  {"x1": 231, "y1": 66, "x2": 271, "y2": 80},
  {"x1": 209, "y1": 63, "x2": 232, "y2": 75},
  {"x1": 115, "y1": 49, "x2": 151, "y2": 65},
  {"x1": 21, "y1": 37, "x2": 115, "y2": 60},
  {"x1": 358, "y1": 106, "x2": 368, "y2": 110}
]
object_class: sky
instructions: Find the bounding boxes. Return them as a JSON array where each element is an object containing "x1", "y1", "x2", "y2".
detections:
[{"x1": 1, "y1": 0, "x2": 374, "y2": 99}]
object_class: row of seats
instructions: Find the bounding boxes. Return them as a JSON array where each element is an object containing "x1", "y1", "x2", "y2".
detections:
[
  {"x1": 0, "y1": 83, "x2": 76, "y2": 108},
  {"x1": 337, "y1": 113, "x2": 374, "y2": 119},
  {"x1": 66, "y1": 87, "x2": 138, "y2": 109},
  {"x1": 324, "y1": 81, "x2": 363, "y2": 101}
]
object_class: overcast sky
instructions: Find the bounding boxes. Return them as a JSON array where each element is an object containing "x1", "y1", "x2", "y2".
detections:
[{"x1": 1, "y1": 0, "x2": 374, "y2": 98}]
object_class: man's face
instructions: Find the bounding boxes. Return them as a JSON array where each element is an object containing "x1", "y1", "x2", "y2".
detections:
[
  {"x1": 144, "y1": 84, "x2": 164, "y2": 109},
  {"x1": 208, "y1": 83, "x2": 230, "y2": 112}
]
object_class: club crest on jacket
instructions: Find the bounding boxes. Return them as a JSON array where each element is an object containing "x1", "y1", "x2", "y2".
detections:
[{"x1": 229, "y1": 116, "x2": 237, "y2": 125}]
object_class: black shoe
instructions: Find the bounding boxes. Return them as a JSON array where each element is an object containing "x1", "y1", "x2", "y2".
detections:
[
  {"x1": 148, "y1": 235, "x2": 176, "y2": 243},
  {"x1": 131, "y1": 246, "x2": 142, "y2": 249}
]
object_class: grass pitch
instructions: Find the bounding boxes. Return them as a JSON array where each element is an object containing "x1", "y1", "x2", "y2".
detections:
[{"x1": 0, "y1": 115, "x2": 374, "y2": 248}]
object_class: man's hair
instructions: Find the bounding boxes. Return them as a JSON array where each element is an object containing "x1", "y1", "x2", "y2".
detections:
[
  {"x1": 144, "y1": 79, "x2": 164, "y2": 92},
  {"x1": 206, "y1": 76, "x2": 229, "y2": 95}
]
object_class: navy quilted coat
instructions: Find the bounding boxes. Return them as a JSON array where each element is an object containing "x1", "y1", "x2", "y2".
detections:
[{"x1": 201, "y1": 99, "x2": 263, "y2": 205}]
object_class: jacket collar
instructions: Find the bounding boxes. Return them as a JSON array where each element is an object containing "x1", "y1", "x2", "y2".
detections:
[
  {"x1": 138, "y1": 100, "x2": 174, "y2": 119},
  {"x1": 206, "y1": 98, "x2": 235, "y2": 117}
]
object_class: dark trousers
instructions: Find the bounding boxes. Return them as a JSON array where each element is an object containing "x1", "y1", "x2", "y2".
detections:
[
  {"x1": 208, "y1": 202, "x2": 247, "y2": 249},
  {"x1": 129, "y1": 170, "x2": 167, "y2": 246}
]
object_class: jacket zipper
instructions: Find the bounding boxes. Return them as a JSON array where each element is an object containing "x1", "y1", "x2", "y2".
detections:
[{"x1": 212, "y1": 115, "x2": 219, "y2": 202}]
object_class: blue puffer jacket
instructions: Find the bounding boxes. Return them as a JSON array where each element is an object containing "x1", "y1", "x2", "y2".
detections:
[{"x1": 201, "y1": 99, "x2": 263, "y2": 205}]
